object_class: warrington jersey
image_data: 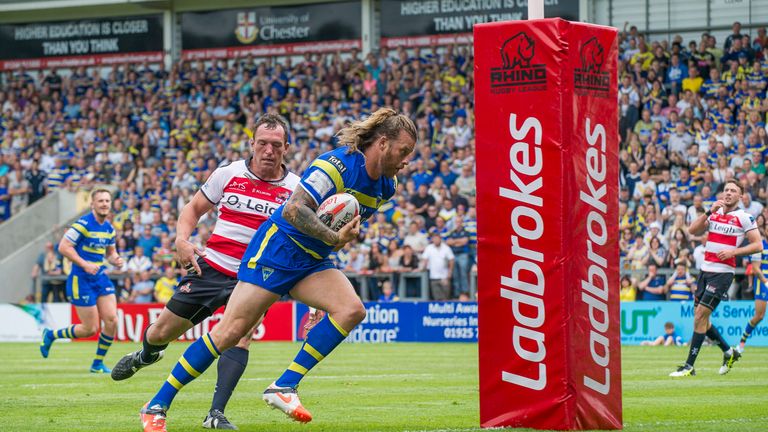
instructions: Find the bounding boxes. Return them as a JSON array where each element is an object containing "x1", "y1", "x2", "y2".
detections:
[
  {"x1": 750, "y1": 239, "x2": 768, "y2": 293},
  {"x1": 272, "y1": 146, "x2": 397, "y2": 259},
  {"x1": 200, "y1": 158, "x2": 300, "y2": 276},
  {"x1": 64, "y1": 212, "x2": 116, "y2": 275},
  {"x1": 703, "y1": 209, "x2": 757, "y2": 273}
]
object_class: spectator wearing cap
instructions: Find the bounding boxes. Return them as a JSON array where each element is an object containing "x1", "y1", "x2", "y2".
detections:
[{"x1": 645, "y1": 220, "x2": 667, "y2": 247}]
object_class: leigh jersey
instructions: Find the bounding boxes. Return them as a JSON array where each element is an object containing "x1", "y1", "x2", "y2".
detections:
[
  {"x1": 200, "y1": 159, "x2": 300, "y2": 276},
  {"x1": 703, "y1": 209, "x2": 757, "y2": 273}
]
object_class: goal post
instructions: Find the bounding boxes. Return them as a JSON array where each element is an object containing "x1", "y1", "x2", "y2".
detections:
[{"x1": 474, "y1": 18, "x2": 622, "y2": 430}]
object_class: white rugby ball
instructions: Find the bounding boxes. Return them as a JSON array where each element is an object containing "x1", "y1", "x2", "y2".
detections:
[{"x1": 317, "y1": 193, "x2": 360, "y2": 232}]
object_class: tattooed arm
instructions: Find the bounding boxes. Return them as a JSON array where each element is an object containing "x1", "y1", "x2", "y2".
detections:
[{"x1": 283, "y1": 187, "x2": 347, "y2": 246}]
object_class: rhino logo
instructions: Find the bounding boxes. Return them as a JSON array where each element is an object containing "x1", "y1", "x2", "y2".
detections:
[
  {"x1": 500, "y1": 32, "x2": 535, "y2": 69},
  {"x1": 580, "y1": 37, "x2": 604, "y2": 73}
]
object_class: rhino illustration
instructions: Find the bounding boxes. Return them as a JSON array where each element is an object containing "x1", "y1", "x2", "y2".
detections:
[
  {"x1": 500, "y1": 32, "x2": 535, "y2": 69},
  {"x1": 580, "y1": 37, "x2": 605, "y2": 73}
]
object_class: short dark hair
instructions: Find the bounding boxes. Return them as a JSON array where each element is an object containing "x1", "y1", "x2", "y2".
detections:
[
  {"x1": 724, "y1": 179, "x2": 744, "y2": 194},
  {"x1": 248, "y1": 113, "x2": 290, "y2": 144}
]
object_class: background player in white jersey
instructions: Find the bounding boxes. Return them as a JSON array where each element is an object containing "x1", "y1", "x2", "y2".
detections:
[
  {"x1": 111, "y1": 114, "x2": 301, "y2": 429},
  {"x1": 670, "y1": 180, "x2": 762, "y2": 377}
]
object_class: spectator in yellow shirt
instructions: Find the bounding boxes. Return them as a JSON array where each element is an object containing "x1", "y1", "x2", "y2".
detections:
[
  {"x1": 620, "y1": 275, "x2": 637, "y2": 301},
  {"x1": 682, "y1": 67, "x2": 703, "y2": 94},
  {"x1": 154, "y1": 266, "x2": 178, "y2": 304},
  {"x1": 630, "y1": 41, "x2": 655, "y2": 71},
  {"x1": 442, "y1": 65, "x2": 466, "y2": 94}
]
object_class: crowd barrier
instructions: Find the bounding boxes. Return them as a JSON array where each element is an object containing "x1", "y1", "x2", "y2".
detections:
[
  {"x1": 2, "y1": 300, "x2": 765, "y2": 346},
  {"x1": 36, "y1": 270, "x2": 481, "y2": 302}
]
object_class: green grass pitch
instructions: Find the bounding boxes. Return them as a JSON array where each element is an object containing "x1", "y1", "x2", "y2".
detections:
[{"x1": 1, "y1": 342, "x2": 767, "y2": 431}]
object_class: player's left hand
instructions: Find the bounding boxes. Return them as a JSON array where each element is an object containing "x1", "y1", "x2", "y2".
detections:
[
  {"x1": 304, "y1": 308, "x2": 325, "y2": 332},
  {"x1": 335, "y1": 215, "x2": 361, "y2": 248},
  {"x1": 716, "y1": 249, "x2": 735, "y2": 260}
]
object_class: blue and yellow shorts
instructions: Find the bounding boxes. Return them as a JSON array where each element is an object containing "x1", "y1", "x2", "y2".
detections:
[
  {"x1": 238, "y1": 221, "x2": 336, "y2": 296},
  {"x1": 66, "y1": 272, "x2": 115, "y2": 306}
]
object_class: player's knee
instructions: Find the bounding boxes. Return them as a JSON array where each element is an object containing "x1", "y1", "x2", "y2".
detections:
[
  {"x1": 348, "y1": 301, "x2": 367, "y2": 326},
  {"x1": 755, "y1": 309, "x2": 766, "y2": 322},
  {"x1": 213, "y1": 325, "x2": 244, "y2": 351},
  {"x1": 102, "y1": 314, "x2": 118, "y2": 329},
  {"x1": 80, "y1": 324, "x2": 99, "y2": 337},
  {"x1": 147, "y1": 324, "x2": 175, "y2": 345},
  {"x1": 694, "y1": 307, "x2": 709, "y2": 322}
]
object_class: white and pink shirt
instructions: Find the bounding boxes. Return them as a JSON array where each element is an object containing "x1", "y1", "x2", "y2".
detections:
[
  {"x1": 703, "y1": 209, "x2": 757, "y2": 273},
  {"x1": 200, "y1": 159, "x2": 300, "y2": 277}
]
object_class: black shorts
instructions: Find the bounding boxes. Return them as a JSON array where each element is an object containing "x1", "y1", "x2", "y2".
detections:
[
  {"x1": 694, "y1": 271, "x2": 733, "y2": 311},
  {"x1": 166, "y1": 258, "x2": 237, "y2": 325}
]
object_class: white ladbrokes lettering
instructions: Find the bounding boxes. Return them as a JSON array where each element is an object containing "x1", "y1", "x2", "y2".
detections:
[
  {"x1": 581, "y1": 118, "x2": 611, "y2": 395},
  {"x1": 499, "y1": 113, "x2": 546, "y2": 391}
]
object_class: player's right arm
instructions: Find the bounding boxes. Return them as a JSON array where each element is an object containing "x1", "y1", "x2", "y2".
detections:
[
  {"x1": 58, "y1": 226, "x2": 99, "y2": 275},
  {"x1": 175, "y1": 191, "x2": 215, "y2": 275},
  {"x1": 283, "y1": 187, "x2": 360, "y2": 248},
  {"x1": 688, "y1": 200, "x2": 721, "y2": 236}
]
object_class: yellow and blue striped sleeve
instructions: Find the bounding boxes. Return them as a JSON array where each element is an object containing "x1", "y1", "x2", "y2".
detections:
[{"x1": 301, "y1": 159, "x2": 346, "y2": 204}]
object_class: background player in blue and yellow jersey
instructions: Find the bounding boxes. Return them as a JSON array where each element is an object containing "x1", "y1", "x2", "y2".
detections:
[
  {"x1": 138, "y1": 108, "x2": 416, "y2": 432},
  {"x1": 740, "y1": 230, "x2": 768, "y2": 353},
  {"x1": 39, "y1": 189, "x2": 124, "y2": 373}
]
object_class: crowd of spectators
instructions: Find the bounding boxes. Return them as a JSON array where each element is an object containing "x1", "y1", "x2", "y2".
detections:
[
  {"x1": 3, "y1": 44, "x2": 478, "y2": 303},
  {"x1": 618, "y1": 21, "x2": 768, "y2": 302},
  {"x1": 7, "y1": 20, "x2": 768, "y2": 304}
]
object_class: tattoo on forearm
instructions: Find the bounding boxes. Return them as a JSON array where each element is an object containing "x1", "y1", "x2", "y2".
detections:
[{"x1": 284, "y1": 188, "x2": 338, "y2": 245}]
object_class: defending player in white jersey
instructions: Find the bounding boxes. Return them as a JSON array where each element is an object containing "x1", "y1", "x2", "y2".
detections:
[
  {"x1": 112, "y1": 114, "x2": 301, "y2": 430},
  {"x1": 670, "y1": 180, "x2": 762, "y2": 377}
]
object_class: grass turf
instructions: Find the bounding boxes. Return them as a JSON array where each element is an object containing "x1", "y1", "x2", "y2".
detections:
[{"x1": 1, "y1": 342, "x2": 766, "y2": 431}]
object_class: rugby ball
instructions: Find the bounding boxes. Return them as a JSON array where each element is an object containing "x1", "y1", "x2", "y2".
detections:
[{"x1": 317, "y1": 193, "x2": 360, "y2": 232}]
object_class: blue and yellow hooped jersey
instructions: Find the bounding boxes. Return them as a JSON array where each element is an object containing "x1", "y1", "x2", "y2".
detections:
[
  {"x1": 751, "y1": 239, "x2": 768, "y2": 292},
  {"x1": 63, "y1": 212, "x2": 116, "y2": 275},
  {"x1": 272, "y1": 146, "x2": 396, "y2": 259}
]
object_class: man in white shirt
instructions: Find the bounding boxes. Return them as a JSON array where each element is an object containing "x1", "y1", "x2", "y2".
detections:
[
  {"x1": 421, "y1": 233, "x2": 454, "y2": 300},
  {"x1": 667, "y1": 122, "x2": 693, "y2": 158},
  {"x1": 403, "y1": 221, "x2": 429, "y2": 253},
  {"x1": 741, "y1": 193, "x2": 764, "y2": 218},
  {"x1": 632, "y1": 170, "x2": 657, "y2": 201},
  {"x1": 127, "y1": 246, "x2": 153, "y2": 275}
]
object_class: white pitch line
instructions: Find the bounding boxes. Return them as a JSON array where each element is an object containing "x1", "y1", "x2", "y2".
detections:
[
  {"x1": 628, "y1": 416, "x2": 768, "y2": 427},
  {"x1": 241, "y1": 373, "x2": 437, "y2": 381}
]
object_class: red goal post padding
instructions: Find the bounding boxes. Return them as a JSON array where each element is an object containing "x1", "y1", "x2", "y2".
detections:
[{"x1": 474, "y1": 19, "x2": 622, "y2": 430}]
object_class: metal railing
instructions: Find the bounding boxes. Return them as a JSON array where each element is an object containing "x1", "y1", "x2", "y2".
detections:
[{"x1": 35, "y1": 269, "x2": 483, "y2": 302}]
